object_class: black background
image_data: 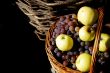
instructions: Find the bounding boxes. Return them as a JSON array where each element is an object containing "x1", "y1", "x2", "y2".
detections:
[
  {"x1": 0, "y1": 0, "x2": 110, "y2": 73},
  {"x1": 0, "y1": 0, "x2": 51, "y2": 72}
]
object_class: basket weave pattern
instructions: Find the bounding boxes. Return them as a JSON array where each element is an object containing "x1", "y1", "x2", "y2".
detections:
[{"x1": 16, "y1": 0, "x2": 92, "y2": 41}]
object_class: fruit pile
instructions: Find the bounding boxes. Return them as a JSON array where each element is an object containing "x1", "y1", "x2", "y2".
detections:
[
  {"x1": 48, "y1": 6, "x2": 99, "y2": 72},
  {"x1": 95, "y1": 24, "x2": 110, "y2": 73}
]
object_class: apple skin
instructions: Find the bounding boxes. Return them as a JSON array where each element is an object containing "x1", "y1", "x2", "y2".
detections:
[
  {"x1": 77, "y1": 6, "x2": 98, "y2": 26},
  {"x1": 76, "y1": 53, "x2": 91, "y2": 72},
  {"x1": 99, "y1": 33, "x2": 110, "y2": 52},
  {"x1": 79, "y1": 26, "x2": 95, "y2": 41},
  {"x1": 55, "y1": 34, "x2": 73, "y2": 51}
]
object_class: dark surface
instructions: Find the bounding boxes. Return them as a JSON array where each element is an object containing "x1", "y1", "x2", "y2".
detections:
[{"x1": 0, "y1": 0, "x2": 51, "y2": 72}]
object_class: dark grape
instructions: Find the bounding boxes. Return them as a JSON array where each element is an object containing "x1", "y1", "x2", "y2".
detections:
[
  {"x1": 100, "y1": 61, "x2": 105, "y2": 65},
  {"x1": 56, "y1": 51, "x2": 62, "y2": 57},
  {"x1": 104, "y1": 52, "x2": 109, "y2": 58},
  {"x1": 67, "y1": 51, "x2": 73, "y2": 56},
  {"x1": 67, "y1": 30, "x2": 71, "y2": 35},
  {"x1": 92, "y1": 23, "x2": 97, "y2": 28},
  {"x1": 63, "y1": 60, "x2": 68, "y2": 66},
  {"x1": 54, "y1": 48, "x2": 59, "y2": 53},
  {"x1": 99, "y1": 70, "x2": 104, "y2": 73},
  {"x1": 85, "y1": 45, "x2": 89, "y2": 50},
  {"x1": 80, "y1": 42, "x2": 85, "y2": 46},
  {"x1": 78, "y1": 47, "x2": 84, "y2": 52},
  {"x1": 49, "y1": 45, "x2": 54, "y2": 51},
  {"x1": 85, "y1": 41, "x2": 90, "y2": 46},
  {"x1": 73, "y1": 51, "x2": 79, "y2": 55},
  {"x1": 62, "y1": 54, "x2": 67, "y2": 60},
  {"x1": 77, "y1": 37, "x2": 81, "y2": 42},
  {"x1": 70, "y1": 56, "x2": 76, "y2": 63}
]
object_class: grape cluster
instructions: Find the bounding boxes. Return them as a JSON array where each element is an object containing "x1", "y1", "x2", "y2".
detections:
[
  {"x1": 95, "y1": 51, "x2": 110, "y2": 73},
  {"x1": 49, "y1": 14, "x2": 97, "y2": 70}
]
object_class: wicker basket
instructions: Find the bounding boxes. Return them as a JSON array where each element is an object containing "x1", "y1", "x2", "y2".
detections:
[
  {"x1": 45, "y1": 7, "x2": 104, "y2": 73},
  {"x1": 16, "y1": 0, "x2": 96, "y2": 41}
]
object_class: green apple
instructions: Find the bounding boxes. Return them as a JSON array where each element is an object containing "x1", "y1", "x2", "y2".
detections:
[
  {"x1": 76, "y1": 53, "x2": 91, "y2": 72},
  {"x1": 55, "y1": 34, "x2": 73, "y2": 51},
  {"x1": 79, "y1": 26, "x2": 95, "y2": 41},
  {"x1": 99, "y1": 33, "x2": 110, "y2": 52},
  {"x1": 77, "y1": 6, "x2": 98, "y2": 26}
]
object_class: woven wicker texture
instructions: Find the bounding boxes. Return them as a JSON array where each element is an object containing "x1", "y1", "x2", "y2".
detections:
[{"x1": 16, "y1": 0, "x2": 95, "y2": 41}]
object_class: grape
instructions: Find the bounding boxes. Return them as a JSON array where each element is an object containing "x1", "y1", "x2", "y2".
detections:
[
  {"x1": 60, "y1": 16, "x2": 65, "y2": 22},
  {"x1": 80, "y1": 42, "x2": 85, "y2": 46},
  {"x1": 74, "y1": 32, "x2": 79, "y2": 38},
  {"x1": 52, "y1": 32, "x2": 56, "y2": 38},
  {"x1": 72, "y1": 63, "x2": 76, "y2": 69},
  {"x1": 67, "y1": 51, "x2": 73, "y2": 56},
  {"x1": 92, "y1": 23, "x2": 97, "y2": 28},
  {"x1": 54, "y1": 48, "x2": 59, "y2": 53},
  {"x1": 52, "y1": 41, "x2": 55, "y2": 46},
  {"x1": 104, "y1": 52, "x2": 109, "y2": 58},
  {"x1": 70, "y1": 56, "x2": 76, "y2": 63},
  {"x1": 63, "y1": 60, "x2": 68, "y2": 66},
  {"x1": 85, "y1": 50, "x2": 90, "y2": 54},
  {"x1": 78, "y1": 47, "x2": 84, "y2": 52},
  {"x1": 72, "y1": 14, "x2": 77, "y2": 19},
  {"x1": 85, "y1": 45, "x2": 89, "y2": 50},
  {"x1": 65, "y1": 24, "x2": 69, "y2": 30},
  {"x1": 62, "y1": 54, "x2": 67, "y2": 60},
  {"x1": 68, "y1": 21, "x2": 74, "y2": 26},
  {"x1": 73, "y1": 51, "x2": 79, "y2": 55},
  {"x1": 85, "y1": 41, "x2": 90, "y2": 46},
  {"x1": 99, "y1": 70, "x2": 104, "y2": 73},
  {"x1": 77, "y1": 37, "x2": 81, "y2": 42},
  {"x1": 69, "y1": 26, "x2": 74, "y2": 33},
  {"x1": 75, "y1": 26, "x2": 80, "y2": 32},
  {"x1": 67, "y1": 30, "x2": 71, "y2": 35},
  {"x1": 56, "y1": 51, "x2": 62, "y2": 57},
  {"x1": 100, "y1": 61, "x2": 105, "y2": 65},
  {"x1": 49, "y1": 45, "x2": 54, "y2": 51},
  {"x1": 64, "y1": 18, "x2": 70, "y2": 23},
  {"x1": 60, "y1": 28, "x2": 65, "y2": 34}
]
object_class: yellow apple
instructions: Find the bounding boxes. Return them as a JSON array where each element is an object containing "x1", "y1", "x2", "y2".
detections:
[
  {"x1": 77, "y1": 6, "x2": 98, "y2": 26},
  {"x1": 79, "y1": 26, "x2": 95, "y2": 41},
  {"x1": 55, "y1": 34, "x2": 73, "y2": 51},
  {"x1": 99, "y1": 33, "x2": 110, "y2": 52},
  {"x1": 76, "y1": 53, "x2": 91, "y2": 72}
]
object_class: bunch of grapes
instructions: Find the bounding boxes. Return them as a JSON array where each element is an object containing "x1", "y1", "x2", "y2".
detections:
[{"x1": 49, "y1": 14, "x2": 97, "y2": 70}]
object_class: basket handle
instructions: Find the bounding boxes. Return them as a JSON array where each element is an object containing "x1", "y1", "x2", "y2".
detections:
[{"x1": 90, "y1": 7, "x2": 104, "y2": 73}]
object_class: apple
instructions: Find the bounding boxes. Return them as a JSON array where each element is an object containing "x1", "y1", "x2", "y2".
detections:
[
  {"x1": 79, "y1": 26, "x2": 95, "y2": 41},
  {"x1": 99, "y1": 33, "x2": 110, "y2": 52},
  {"x1": 76, "y1": 53, "x2": 91, "y2": 72},
  {"x1": 77, "y1": 6, "x2": 98, "y2": 26},
  {"x1": 55, "y1": 34, "x2": 73, "y2": 51}
]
